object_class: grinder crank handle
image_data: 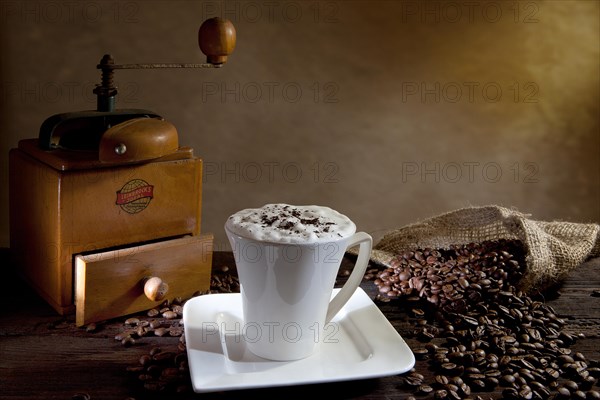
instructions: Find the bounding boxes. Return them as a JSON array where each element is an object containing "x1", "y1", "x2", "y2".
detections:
[{"x1": 38, "y1": 17, "x2": 236, "y2": 150}]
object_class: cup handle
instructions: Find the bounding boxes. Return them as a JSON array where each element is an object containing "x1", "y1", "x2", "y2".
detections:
[{"x1": 325, "y1": 232, "x2": 373, "y2": 323}]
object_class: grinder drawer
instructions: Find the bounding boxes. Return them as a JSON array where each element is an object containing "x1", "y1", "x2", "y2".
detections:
[{"x1": 75, "y1": 234, "x2": 212, "y2": 326}]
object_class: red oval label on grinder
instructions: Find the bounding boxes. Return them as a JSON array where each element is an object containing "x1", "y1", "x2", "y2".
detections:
[{"x1": 116, "y1": 179, "x2": 154, "y2": 214}]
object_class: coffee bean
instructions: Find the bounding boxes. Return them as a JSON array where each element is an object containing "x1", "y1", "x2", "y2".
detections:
[
  {"x1": 529, "y1": 370, "x2": 545, "y2": 383},
  {"x1": 535, "y1": 387, "x2": 551, "y2": 399},
  {"x1": 465, "y1": 366, "x2": 481, "y2": 374},
  {"x1": 413, "y1": 348, "x2": 429, "y2": 360},
  {"x1": 149, "y1": 320, "x2": 163, "y2": 330},
  {"x1": 449, "y1": 376, "x2": 463, "y2": 386},
  {"x1": 126, "y1": 366, "x2": 144, "y2": 375},
  {"x1": 462, "y1": 316, "x2": 479, "y2": 327},
  {"x1": 485, "y1": 370, "x2": 501, "y2": 379},
  {"x1": 139, "y1": 355, "x2": 151, "y2": 367},
  {"x1": 403, "y1": 377, "x2": 421, "y2": 387},
  {"x1": 425, "y1": 343, "x2": 439, "y2": 353},
  {"x1": 501, "y1": 374, "x2": 516, "y2": 386},
  {"x1": 143, "y1": 382, "x2": 162, "y2": 392},
  {"x1": 169, "y1": 327, "x2": 184, "y2": 337},
  {"x1": 161, "y1": 367, "x2": 180, "y2": 380},
  {"x1": 487, "y1": 363, "x2": 502, "y2": 376},
  {"x1": 519, "y1": 369, "x2": 535, "y2": 382},
  {"x1": 587, "y1": 390, "x2": 600, "y2": 400},
  {"x1": 135, "y1": 325, "x2": 146, "y2": 337},
  {"x1": 172, "y1": 305, "x2": 183, "y2": 315},
  {"x1": 557, "y1": 386, "x2": 571, "y2": 397},
  {"x1": 417, "y1": 384, "x2": 433, "y2": 394},
  {"x1": 559, "y1": 354, "x2": 575, "y2": 364},
  {"x1": 563, "y1": 380, "x2": 579, "y2": 392},
  {"x1": 71, "y1": 394, "x2": 90, "y2": 400},
  {"x1": 545, "y1": 368, "x2": 560, "y2": 379},
  {"x1": 479, "y1": 279, "x2": 492, "y2": 287},
  {"x1": 459, "y1": 382, "x2": 471, "y2": 396},
  {"x1": 441, "y1": 362, "x2": 457, "y2": 372},
  {"x1": 149, "y1": 347, "x2": 162, "y2": 356},
  {"x1": 418, "y1": 329, "x2": 435, "y2": 341},
  {"x1": 470, "y1": 379, "x2": 486, "y2": 391},
  {"x1": 584, "y1": 375, "x2": 598, "y2": 388},
  {"x1": 153, "y1": 327, "x2": 168, "y2": 337},
  {"x1": 408, "y1": 369, "x2": 421, "y2": 376},
  {"x1": 519, "y1": 385, "x2": 533, "y2": 400},
  {"x1": 115, "y1": 332, "x2": 132, "y2": 341},
  {"x1": 147, "y1": 308, "x2": 159, "y2": 317},
  {"x1": 503, "y1": 387, "x2": 519, "y2": 399},
  {"x1": 500, "y1": 355, "x2": 512, "y2": 366},
  {"x1": 162, "y1": 311, "x2": 178, "y2": 319},
  {"x1": 520, "y1": 359, "x2": 536, "y2": 370},
  {"x1": 152, "y1": 351, "x2": 176, "y2": 363},
  {"x1": 435, "y1": 375, "x2": 449, "y2": 385},
  {"x1": 125, "y1": 317, "x2": 140, "y2": 325}
]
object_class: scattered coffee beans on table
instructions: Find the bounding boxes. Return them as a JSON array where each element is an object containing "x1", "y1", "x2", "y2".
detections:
[
  {"x1": 118, "y1": 271, "x2": 240, "y2": 395},
  {"x1": 365, "y1": 239, "x2": 599, "y2": 400}
]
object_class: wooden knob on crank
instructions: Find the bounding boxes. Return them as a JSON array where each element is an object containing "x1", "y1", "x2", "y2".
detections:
[
  {"x1": 198, "y1": 17, "x2": 236, "y2": 64},
  {"x1": 143, "y1": 277, "x2": 169, "y2": 302}
]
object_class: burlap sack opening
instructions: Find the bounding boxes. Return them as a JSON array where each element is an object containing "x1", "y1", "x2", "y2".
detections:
[{"x1": 357, "y1": 205, "x2": 600, "y2": 293}]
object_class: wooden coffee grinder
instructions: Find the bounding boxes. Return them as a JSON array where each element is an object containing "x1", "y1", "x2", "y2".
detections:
[{"x1": 9, "y1": 18, "x2": 236, "y2": 326}]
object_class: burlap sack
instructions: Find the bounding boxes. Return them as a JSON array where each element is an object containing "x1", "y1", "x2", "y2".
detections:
[{"x1": 363, "y1": 205, "x2": 600, "y2": 293}]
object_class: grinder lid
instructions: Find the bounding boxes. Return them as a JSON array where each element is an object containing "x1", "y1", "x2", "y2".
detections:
[
  {"x1": 99, "y1": 118, "x2": 179, "y2": 164},
  {"x1": 19, "y1": 114, "x2": 190, "y2": 171}
]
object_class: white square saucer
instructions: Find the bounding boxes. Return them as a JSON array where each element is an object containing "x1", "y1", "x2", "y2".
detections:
[{"x1": 182, "y1": 287, "x2": 415, "y2": 393}]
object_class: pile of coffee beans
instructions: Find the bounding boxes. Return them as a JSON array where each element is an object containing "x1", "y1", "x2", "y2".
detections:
[
  {"x1": 366, "y1": 239, "x2": 600, "y2": 399},
  {"x1": 125, "y1": 343, "x2": 190, "y2": 394},
  {"x1": 115, "y1": 301, "x2": 185, "y2": 347}
]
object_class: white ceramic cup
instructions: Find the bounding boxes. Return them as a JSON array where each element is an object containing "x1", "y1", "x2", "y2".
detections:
[{"x1": 225, "y1": 219, "x2": 372, "y2": 361}]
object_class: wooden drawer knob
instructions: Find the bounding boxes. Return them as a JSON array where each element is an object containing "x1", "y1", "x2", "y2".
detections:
[{"x1": 143, "y1": 277, "x2": 169, "y2": 302}]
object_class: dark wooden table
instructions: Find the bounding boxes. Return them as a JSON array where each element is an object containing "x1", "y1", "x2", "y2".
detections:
[{"x1": 1, "y1": 249, "x2": 599, "y2": 400}]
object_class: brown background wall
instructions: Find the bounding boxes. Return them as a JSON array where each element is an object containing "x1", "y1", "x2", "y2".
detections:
[{"x1": 1, "y1": 0, "x2": 598, "y2": 250}]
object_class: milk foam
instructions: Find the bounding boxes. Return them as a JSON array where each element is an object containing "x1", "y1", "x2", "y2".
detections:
[{"x1": 225, "y1": 204, "x2": 356, "y2": 244}]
